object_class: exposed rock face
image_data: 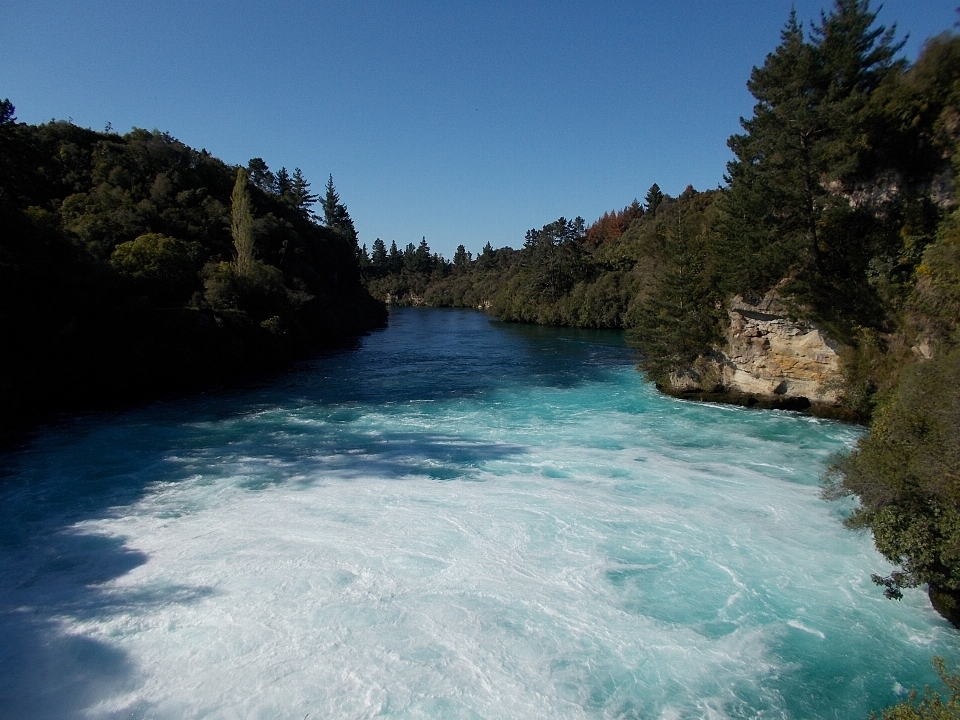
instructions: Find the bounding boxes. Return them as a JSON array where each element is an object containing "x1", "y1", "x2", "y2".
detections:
[
  {"x1": 723, "y1": 291, "x2": 841, "y2": 404},
  {"x1": 662, "y1": 290, "x2": 847, "y2": 415}
]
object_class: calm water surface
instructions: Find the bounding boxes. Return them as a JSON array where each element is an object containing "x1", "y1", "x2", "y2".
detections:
[{"x1": 0, "y1": 307, "x2": 956, "y2": 719}]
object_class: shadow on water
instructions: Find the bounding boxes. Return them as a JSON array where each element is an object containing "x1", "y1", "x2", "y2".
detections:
[{"x1": 0, "y1": 308, "x2": 608, "y2": 717}]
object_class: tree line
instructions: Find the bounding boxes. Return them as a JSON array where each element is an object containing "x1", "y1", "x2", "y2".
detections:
[{"x1": 0, "y1": 107, "x2": 385, "y2": 435}]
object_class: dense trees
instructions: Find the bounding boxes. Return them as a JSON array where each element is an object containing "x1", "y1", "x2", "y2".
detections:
[
  {"x1": 825, "y1": 349, "x2": 960, "y2": 614},
  {"x1": 717, "y1": 1, "x2": 904, "y2": 303},
  {"x1": 361, "y1": 189, "x2": 719, "y2": 337},
  {"x1": 714, "y1": 0, "x2": 960, "y2": 627},
  {"x1": 0, "y1": 108, "x2": 385, "y2": 435},
  {"x1": 625, "y1": 189, "x2": 723, "y2": 380}
]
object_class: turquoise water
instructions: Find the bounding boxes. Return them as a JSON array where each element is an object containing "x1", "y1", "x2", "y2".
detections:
[{"x1": 0, "y1": 307, "x2": 956, "y2": 719}]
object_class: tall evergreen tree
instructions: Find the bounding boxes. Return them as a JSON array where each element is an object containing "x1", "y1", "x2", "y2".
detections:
[
  {"x1": 389, "y1": 240, "x2": 402, "y2": 272},
  {"x1": 644, "y1": 183, "x2": 664, "y2": 215},
  {"x1": 453, "y1": 244, "x2": 471, "y2": 267},
  {"x1": 371, "y1": 237, "x2": 388, "y2": 272},
  {"x1": 322, "y1": 174, "x2": 359, "y2": 248},
  {"x1": 717, "y1": 1, "x2": 904, "y2": 293},
  {"x1": 274, "y1": 167, "x2": 291, "y2": 197},
  {"x1": 628, "y1": 198, "x2": 721, "y2": 379},
  {"x1": 719, "y1": 11, "x2": 823, "y2": 288},
  {"x1": 0, "y1": 99, "x2": 15, "y2": 125},
  {"x1": 290, "y1": 168, "x2": 318, "y2": 216}
]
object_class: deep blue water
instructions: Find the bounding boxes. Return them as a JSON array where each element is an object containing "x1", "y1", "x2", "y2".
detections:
[{"x1": 0, "y1": 307, "x2": 956, "y2": 719}]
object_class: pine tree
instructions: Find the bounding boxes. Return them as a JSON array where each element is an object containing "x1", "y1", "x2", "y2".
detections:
[
  {"x1": 274, "y1": 167, "x2": 291, "y2": 197},
  {"x1": 0, "y1": 99, "x2": 15, "y2": 125},
  {"x1": 453, "y1": 244, "x2": 472, "y2": 267},
  {"x1": 231, "y1": 168, "x2": 256, "y2": 278},
  {"x1": 371, "y1": 237, "x2": 388, "y2": 273},
  {"x1": 389, "y1": 240, "x2": 402, "y2": 272},
  {"x1": 716, "y1": 2, "x2": 904, "y2": 292},
  {"x1": 290, "y1": 168, "x2": 318, "y2": 216},
  {"x1": 246, "y1": 158, "x2": 275, "y2": 193},
  {"x1": 645, "y1": 183, "x2": 664, "y2": 215},
  {"x1": 321, "y1": 174, "x2": 340, "y2": 224},
  {"x1": 322, "y1": 174, "x2": 359, "y2": 248},
  {"x1": 628, "y1": 199, "x2": 721, "y2": 380}
]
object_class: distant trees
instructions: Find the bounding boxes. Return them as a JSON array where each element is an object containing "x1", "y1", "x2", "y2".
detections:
[
  {"x1": 290, "y1": 168, "x2": 317, "y2": 215},
  {"x1": 247, "y1": 157, "x2": 275, "y2": 193},
  {"x1": 584, "y1": 200, "x2": 643, "y2": 247},
  {"x1": 0, "y1": 98, "x2": 14, "y2": 126},
  {"x1": 243, "y1": 158, "x2": 319, "y2": 219},
  {"x1": 370, "y1": 237, "x2": 388, "y2": 272},
  {"x1": 518, "y1": 217, "x2": 588, "y2": 304},
  {"x1": 453, "y1": 244, "x2": 472, "y2": 268}
]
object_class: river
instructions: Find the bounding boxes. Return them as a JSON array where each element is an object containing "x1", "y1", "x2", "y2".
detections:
[{"x1": 0, "y1": 307, "x2": 956, "y2": 719}]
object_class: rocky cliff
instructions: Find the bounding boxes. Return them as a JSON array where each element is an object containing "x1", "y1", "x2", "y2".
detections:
[{"x1": 661, "y1": 290, "x2": 850, "y2": 417}]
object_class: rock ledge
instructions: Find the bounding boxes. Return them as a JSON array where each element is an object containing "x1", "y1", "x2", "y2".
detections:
[{"x1": 660, "y1": 290, "x2": 853, "y2": 418}]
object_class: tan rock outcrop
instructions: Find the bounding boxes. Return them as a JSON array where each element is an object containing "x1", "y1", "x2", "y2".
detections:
[
  {"x1": 662, "y1": 290, "x2": 845, "y2": 412},
  {"x1": 722, "y1": 290, "x2": 841, "y2": 404}
]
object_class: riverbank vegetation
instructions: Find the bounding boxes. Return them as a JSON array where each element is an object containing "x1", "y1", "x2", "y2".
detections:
[
  {"x1": 360, "y1": 1, "x2": 960, "y2": 628},
  {"x1": 0, "y1": 108, "x2": 385, "y2": 436},
  {"x1": 2, "y1": 0, "x2": 959, "y2": 688}
]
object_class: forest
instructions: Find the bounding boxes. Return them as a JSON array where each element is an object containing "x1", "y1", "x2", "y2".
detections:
[
  {"x1": 360, "y1": 0, "x2": 960, "y2": 645},
  {"x1": 0, "y1": 109, "x2": 386, "y2": 436}
]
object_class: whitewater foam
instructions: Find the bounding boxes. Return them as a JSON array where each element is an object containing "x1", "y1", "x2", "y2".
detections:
[{"x1": 0, "y1": 309, "x2": 956, "y2": 719}]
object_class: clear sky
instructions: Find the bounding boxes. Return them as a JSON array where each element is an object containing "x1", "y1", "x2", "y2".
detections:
[{"x1": 1, "y1": 1, "x2": 957, "y2": 258}]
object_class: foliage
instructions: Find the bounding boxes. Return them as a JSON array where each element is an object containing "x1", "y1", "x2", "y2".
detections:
[
  {"x1": 110, "y1": 232, "x2": 200, "y2": 301},
  {"x1": 584, "y1": 200, "x2": 643, "y2": 247},
  {"x1": 361, "y1": 189, "x2": 720, "y2": 338},
  {"x1": 0, "y1": 106, "x2": 385, "y2": 434},
  {"x1": 715, "y1": 0, "x2": 907, "y2": 326},
  {"x1": 823, "y1": 347, "x2": 960, "y2": 605},
  {"x1": 873, "y1": 658, "x2": 960, "y2": 719},
  {"x1": 625, "y1": 189, "x2": 724, "y2": 380},
  {"x1": 230, "y1": 168, "x2": 256, "y2": 278},
  {"x1": 322, "y1": 174, "x2": 359, "y2": 250},
  {"x1": 644, "y1": 183, "x2": 664, "y2": 215},
  {"x1": 812, "y1": 21, "x2": 960, "y2": 620}
]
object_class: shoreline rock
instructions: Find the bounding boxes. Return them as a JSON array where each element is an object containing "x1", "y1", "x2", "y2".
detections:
[{"x1": 661, "y1": 290, "x2": 858, "y2": 420}]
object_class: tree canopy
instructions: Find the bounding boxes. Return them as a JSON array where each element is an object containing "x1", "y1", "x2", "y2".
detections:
[{"x1": 0, "y1": 108, "x2": 385, "y2": 434}]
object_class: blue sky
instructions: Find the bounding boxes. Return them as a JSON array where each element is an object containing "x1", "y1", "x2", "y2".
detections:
[{"x1": 1, "y1": 1, "x2": 956, "y2": 258}]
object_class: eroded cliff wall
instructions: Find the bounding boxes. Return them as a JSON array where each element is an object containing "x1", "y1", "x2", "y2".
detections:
[{"x1": 663, "y1": 290, "x2": 847, "y2": 415}]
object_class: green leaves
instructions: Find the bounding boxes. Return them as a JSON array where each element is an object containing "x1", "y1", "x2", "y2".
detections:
[
  {"x1": 827, "y1": 348, "x2": 960, "y2": 601},
  {"x1": 110, "y1": 232, "x2": 200, "y2": 301},
  {"x1": 719, "y1": 0, "x2": 907, "y2": 294},
  {"x1": 231, "y1": 168, "x2": 256, "y2": 279}
]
